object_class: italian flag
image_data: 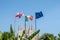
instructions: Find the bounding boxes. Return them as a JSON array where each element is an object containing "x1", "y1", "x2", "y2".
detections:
[{"x1": 25, "y1": 15, "x2": 33, "y2": 22}]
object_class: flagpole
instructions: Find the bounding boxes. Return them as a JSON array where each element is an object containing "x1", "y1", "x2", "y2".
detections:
[
  {"x1": 14, "y1": 17, "x2": 16, "y2": 35},
  {"x1": 14, "y1": 17, "x2": 16, "y2": 40},
  {"x1": 25, "y1": 16, "x2": 27, "y2": 38},
  {"x1": 35, "y1": 19, "x2": 36, "y2": 31},
  {"x1": 35, "y1": 18, "x2": 37, "y2": 40},
  {"x1": 25, "y1": 21, "x2": 26, "y2": 30},
  {"x1": 35, "y1": 19, "x2": 37, "y2": 31},
  {"x1": 25, "y1": 16, "x2": 26, "y2": 30}
]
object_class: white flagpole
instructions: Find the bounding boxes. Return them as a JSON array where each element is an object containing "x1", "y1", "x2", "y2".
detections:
[
  {"x1": 14, "y1": 17, "x2": 16, "y2": 35},
  {"x1": 35, "y1": 19, "x2": 37, "y2": 31}
]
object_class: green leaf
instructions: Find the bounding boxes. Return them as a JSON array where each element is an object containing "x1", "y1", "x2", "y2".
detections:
[
  {"x1": 22, "y1": 30, "x2": 26, "y2": 37},
  {"x1": 28, "y1": 29, "x2": 40, "y2": 40}
]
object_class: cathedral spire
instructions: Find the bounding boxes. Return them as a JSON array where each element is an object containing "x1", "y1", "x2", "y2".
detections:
[
  {"x1": 28, "y1": 24, "x2": 34, "y2": 36},
  {"x1": 18, "y1": 24, "x2": 22, "y2": 31},
  {"x1": 18, "y1": 24, "x2": 23, "y2": 36}
]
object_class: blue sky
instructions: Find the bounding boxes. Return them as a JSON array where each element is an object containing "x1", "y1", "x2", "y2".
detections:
[{"x1": 0, "y1": 0, "x2": 60, "y2": 36}]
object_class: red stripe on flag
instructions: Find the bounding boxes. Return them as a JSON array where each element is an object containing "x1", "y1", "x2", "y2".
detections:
[{"x1": 29, "y1": 16, "x2": 33, "y2": 21}]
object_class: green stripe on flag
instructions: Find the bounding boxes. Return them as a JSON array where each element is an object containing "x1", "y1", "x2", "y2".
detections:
[{"x1": 25, "y1": 16, "x2": 28, "y2": 22}]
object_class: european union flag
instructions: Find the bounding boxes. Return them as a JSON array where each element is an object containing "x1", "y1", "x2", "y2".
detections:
[{"x1": 35, "y1": 11, "x2": 43, "y2": 19}]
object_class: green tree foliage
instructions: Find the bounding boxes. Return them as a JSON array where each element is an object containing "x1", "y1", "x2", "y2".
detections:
[
  {"x1": 1, "y1": 24, "x2": 60, "y2": 40},
  {"x1": 57, "y1": 34, "x2": 60, "y2": 40},
  {"x1": 10, "y1": 24, "x2": 15, "y2": 40},
  {"x1": 40, "y1": 33, "x2": 56, "y2": 40},
  {"x1": 0, "y1": 31, "x2": 2, "y2": 40},
  {"x1": 2, "y1": 32, "x2": 10, "y2": 40},
  {"x1": 10, "y1": 24, "x2": 15, "y2": 37}
]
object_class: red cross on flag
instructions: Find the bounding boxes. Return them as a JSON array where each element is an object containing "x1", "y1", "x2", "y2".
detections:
[{"x1": 16, "y1": 12, "x2": 24, "y2": 18}]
